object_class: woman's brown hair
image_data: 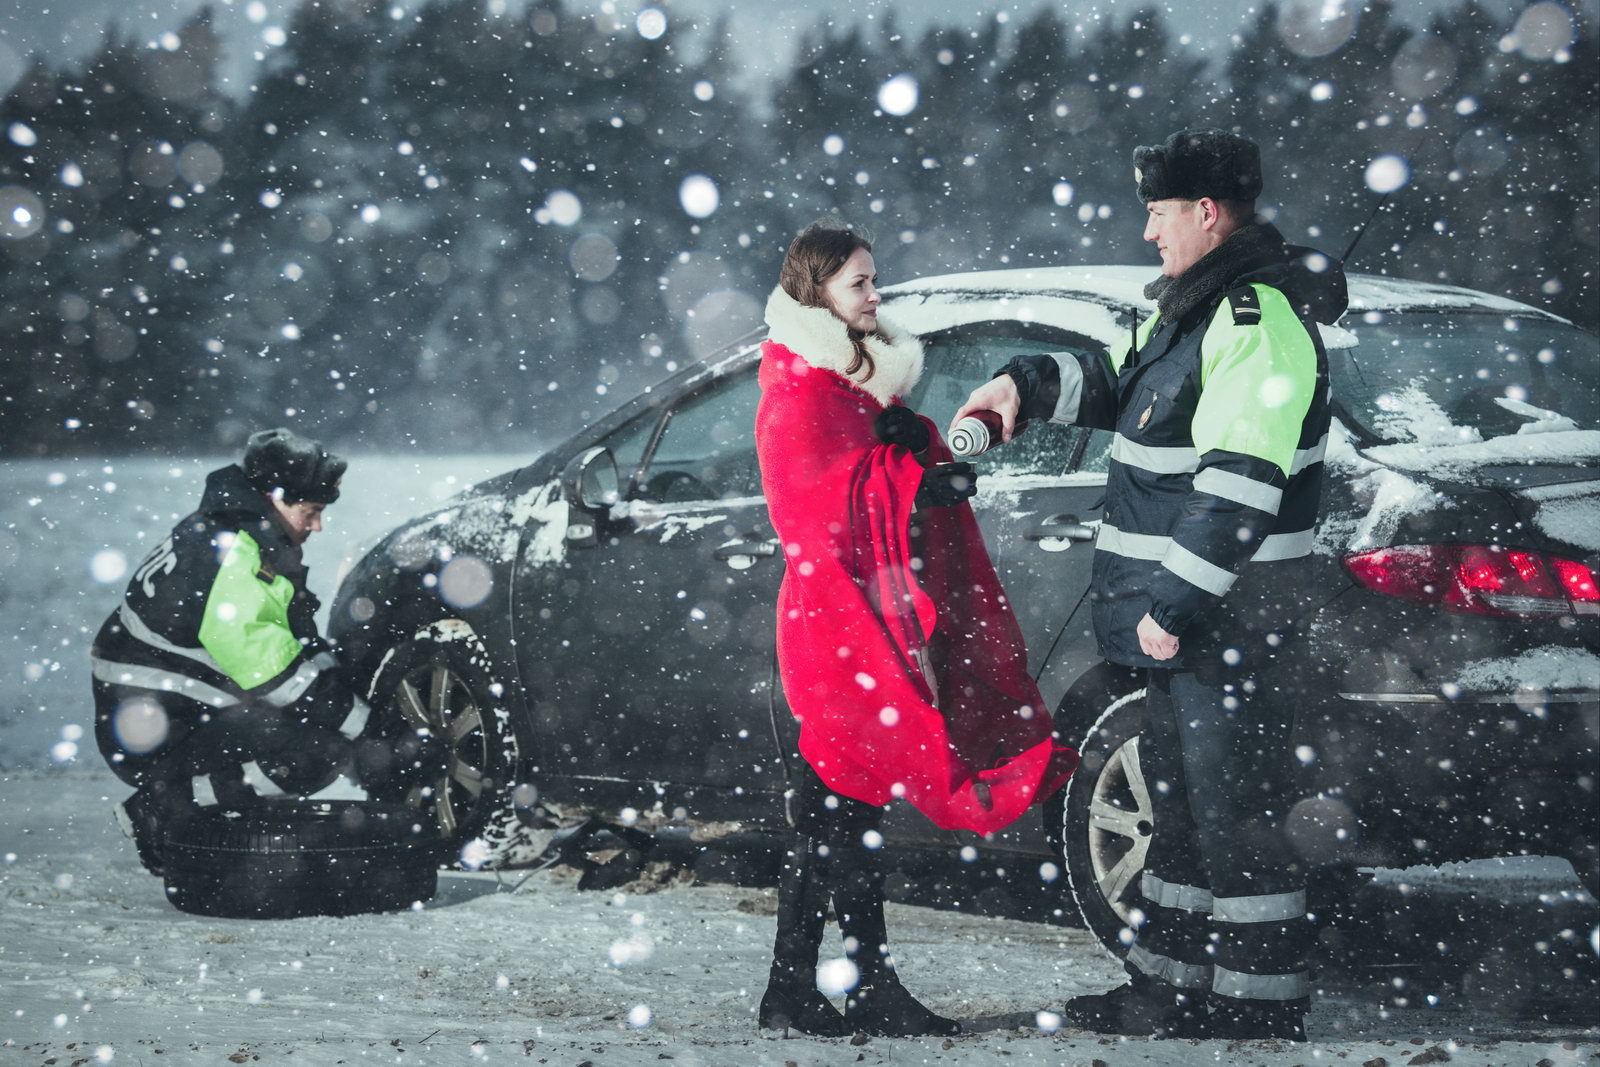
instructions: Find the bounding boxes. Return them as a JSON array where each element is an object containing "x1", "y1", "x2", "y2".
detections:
[{"x1": 778, "y1": 221, "x2": 879, "y2": 380}]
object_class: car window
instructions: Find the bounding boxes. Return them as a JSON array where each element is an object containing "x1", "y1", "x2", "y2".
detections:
[
  {"x1": 1076, "y1": 427, "x2": 1114, "y2": 474},
  {"x1": 636, "y1": 366, "x2": 763, "y2": 502},
  {"x1": 1338, "y1": 313, "x2": 1599, "y2": 442},
  {"x1": 592, "y1": 406, "x2": 659, "y2": 492},
  {"x1": 907, "y1": 325, "x2": 1096, "y2": 476}
]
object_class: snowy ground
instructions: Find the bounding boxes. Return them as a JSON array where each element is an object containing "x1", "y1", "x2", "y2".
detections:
[
  {"x1": 3, "y1": 766, "x2": 1597, "y2": 1067},
  {"x1": 3, "y1": 454, "x2": 1597, "y2": 1065}
]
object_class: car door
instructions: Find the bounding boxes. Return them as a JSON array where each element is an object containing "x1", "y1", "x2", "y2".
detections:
[
  {"x1": 904, "y1": 326, "x2": 1109, "y2": 680},
  {"x1": 516, "y1": 358, "x2": 787, "y2": 800},
  {"x1": 900, "y1": 324, "x2": 1119, "y2": 860}
]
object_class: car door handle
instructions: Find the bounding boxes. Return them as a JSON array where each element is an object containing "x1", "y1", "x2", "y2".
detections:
[
  {"x1": 713, "y1": 538, "x2": 779, "y2": 564},
  {"x1": 1026, "y1": 514, "x2": 1098, "y2": 542}
]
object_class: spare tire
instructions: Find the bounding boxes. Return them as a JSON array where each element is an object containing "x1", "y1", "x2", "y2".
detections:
[{"x1": 162, "y1": 800, "x2": 444, "y2": 919}]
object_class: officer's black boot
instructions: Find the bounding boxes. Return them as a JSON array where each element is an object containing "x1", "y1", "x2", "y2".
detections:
[
  {"x1": 833, "y1": 836, "x2": 963, "y2": 1038},
  {"x1": 1062, "y1": 972, "x2": 1210, "y2": 1037},
  {"x1": 758, "y1": 837, "x2": 851, "y2": 1038},
  {"x1": 1203, "y1": 995, "x2": 1308, "y2": 1041},
  {"x1": 114, "y1": 779, "x2": 191, "y2": 876}
]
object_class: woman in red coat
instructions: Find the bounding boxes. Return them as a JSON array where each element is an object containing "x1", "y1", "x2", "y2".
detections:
[{"x1": 754, "y1": 222, "x2": 1077, "y2": 1037}]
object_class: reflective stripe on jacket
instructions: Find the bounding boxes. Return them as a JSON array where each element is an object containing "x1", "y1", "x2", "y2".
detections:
[
  {"x1": 90, "y1": 464, "x2": 329, "y2": 718},
  {"x1": 1048, "y1": 281, "x2": 1332, "y2": 667}
]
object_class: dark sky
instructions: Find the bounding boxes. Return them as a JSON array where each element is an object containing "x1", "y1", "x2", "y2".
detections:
[{"x1": 4, "y1": 0, "x2": 1577, "y2": 99}]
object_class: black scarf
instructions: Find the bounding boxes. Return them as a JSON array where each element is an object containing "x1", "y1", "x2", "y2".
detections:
[{"x1": 1143, "y1": 222, "x2": 1290, "y2": 326}]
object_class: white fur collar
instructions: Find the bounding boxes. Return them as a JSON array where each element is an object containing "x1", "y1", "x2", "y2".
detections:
[{"x1": 763, "y1": 285, "x2": 923, "y2": 407}]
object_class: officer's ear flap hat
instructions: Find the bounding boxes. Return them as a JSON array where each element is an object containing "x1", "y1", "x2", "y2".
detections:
[
  {"x1": 243, "y1": 427, "x2": 346, "y2": 505},
  {"x1": 1134, "y1": 128, "x2": 1263, "y2": 204}
]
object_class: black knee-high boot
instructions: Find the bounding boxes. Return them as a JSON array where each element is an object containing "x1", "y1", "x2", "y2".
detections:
[
  {"x1": 832, "y1": 831, "x2": 963, "y2": 1037},
  {"x1": 759, "y1": 835, "x2": 851, "y2": 1037}
]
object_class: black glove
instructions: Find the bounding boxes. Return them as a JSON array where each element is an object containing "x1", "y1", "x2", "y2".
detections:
[
  {"x1": 873, "y1": 404, "x2": 930, "y2": 455},
  {"x1": 914, "y1": 461, "x2": 977, "y2": 510}
]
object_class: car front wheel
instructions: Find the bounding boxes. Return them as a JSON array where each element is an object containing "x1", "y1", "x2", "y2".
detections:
[
  {"x1": 363, "y1": 620, "x2": 521, "y2": 857},
  {"x1": 1050, "y1": 678, "x2": 1150, "y2": 959}
]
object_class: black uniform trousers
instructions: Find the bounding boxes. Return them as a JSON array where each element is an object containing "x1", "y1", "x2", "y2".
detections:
[
  {"x1": 96, "y1": 679, "x2": 358, "y2": 810},
  {"x1": 1126, "y1": 651, "x2": 1312, "y2": 1005}
]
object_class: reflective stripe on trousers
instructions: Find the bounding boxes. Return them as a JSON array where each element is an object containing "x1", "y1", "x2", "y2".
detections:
[{"x1": 1128, "y1": 944, "x2": 1212, "y2": 990}]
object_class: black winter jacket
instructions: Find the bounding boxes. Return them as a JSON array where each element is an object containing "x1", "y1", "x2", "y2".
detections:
[
  {"x1": 1008, "y1": 224, "x2": 1347, "y2": 668},
  {"x1": 91, "y1": 465, "x2": 353, "y2": 778}
]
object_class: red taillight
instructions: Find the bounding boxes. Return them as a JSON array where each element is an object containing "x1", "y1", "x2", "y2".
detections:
[
  {"x1": 1553, "y1": 557, "x2": 1600, "y2": 610},
  {"x1": 1345, "y1": 544, "x2": 1600, "y2": 617}
]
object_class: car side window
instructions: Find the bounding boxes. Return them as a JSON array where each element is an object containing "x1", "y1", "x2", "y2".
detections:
[
  {"x1": 1076, "y1": 428, "x2": 1114, "y2": 474},
  {"x1": 636, "y1": 365, "x2": 763, "y2": 502},
  {"x1": 907, "y1": 325, "x2": 1096, "y2": 476}
]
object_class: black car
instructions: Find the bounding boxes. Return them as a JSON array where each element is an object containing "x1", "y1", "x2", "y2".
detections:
[{"x1": 329, "y1": 266, "x2": 1599, "y2": 958}]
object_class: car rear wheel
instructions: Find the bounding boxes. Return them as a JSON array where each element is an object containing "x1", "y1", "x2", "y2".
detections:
[
  {"x1": 364, "y1": 620, "x2": 521, "y2": 857},
  {"x1": 1049, "y1": 677, "x2": 1149, "y2": 959}
]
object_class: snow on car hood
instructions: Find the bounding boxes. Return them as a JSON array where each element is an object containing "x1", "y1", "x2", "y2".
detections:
[
  {"x1": 1318, "y1": 417, "x2": 1600, "y2": 556},
  {"x1": 1520, "y1": 479, "x2": 1600, "y2": 553},
  {"x1": 1317, "y1": 422, "x2": 1441, "y2": 555},
  {"x1": 1362, "y1": 430, "x2": 1600, "y2": 482},
  {"x1": 385, "y1": 478, "x2": 561, "y2": 572},
  {"x1": 1347, "y1": 377, "x2": 1600, "y2": 547}
]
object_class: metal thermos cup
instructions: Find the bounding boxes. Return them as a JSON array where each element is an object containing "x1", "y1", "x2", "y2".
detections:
[{"x1": 949, "y1": 411, "x2": 1005, "y2": 457}]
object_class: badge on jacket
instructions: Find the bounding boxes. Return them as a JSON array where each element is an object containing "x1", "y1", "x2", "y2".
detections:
[{"x1": 1138, "y1": 400, "x2": 1154, "y2": 429}]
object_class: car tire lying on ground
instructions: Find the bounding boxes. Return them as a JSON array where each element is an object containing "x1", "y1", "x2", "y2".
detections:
[{"x1": 162, "y1": 800, "x2": 444, "y2": 919}]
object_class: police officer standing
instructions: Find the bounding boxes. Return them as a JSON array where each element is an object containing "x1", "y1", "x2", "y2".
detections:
[
  {"x1": 953, "y1": 129, "x2": 1348, "y2": 1041},
  {"x1": 91, "y1": 428, "x2": 372, "y2": 875}
]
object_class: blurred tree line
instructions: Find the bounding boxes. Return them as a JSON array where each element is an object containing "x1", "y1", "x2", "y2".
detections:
[{"x1": 1, "y1": 0, "x2": 1594, "y2": 456}]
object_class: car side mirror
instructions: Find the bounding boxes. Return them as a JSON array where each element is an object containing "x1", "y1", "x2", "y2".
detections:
[{"x1": 560, "y1": 446, "x2": 619, "y2": 548}]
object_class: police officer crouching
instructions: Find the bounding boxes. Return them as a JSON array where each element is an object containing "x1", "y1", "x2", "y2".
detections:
[{"x1": 91, "y1": 428, "x2": 375, "y2": 875}]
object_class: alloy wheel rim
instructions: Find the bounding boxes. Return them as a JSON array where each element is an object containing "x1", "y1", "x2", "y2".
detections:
[
  {"x1": 393, "y1": 656, "x2": 493, "y2": 837},
  {"x1": 1086, "y1": 734, "x2": 1153, "y2": 925}
]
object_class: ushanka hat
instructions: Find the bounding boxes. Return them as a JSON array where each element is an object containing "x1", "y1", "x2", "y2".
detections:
[
  {"x1": 243, "y1": 427, "x2": 346, "y2": 504},
  {"x1": 1133, "y1": 128, "x2": 1263, "y2": 203}
]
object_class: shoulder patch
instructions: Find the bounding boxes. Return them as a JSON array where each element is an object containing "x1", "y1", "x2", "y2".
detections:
[{"x1": 1226, "y1": 285, "x2": 1262, "y2": 326}]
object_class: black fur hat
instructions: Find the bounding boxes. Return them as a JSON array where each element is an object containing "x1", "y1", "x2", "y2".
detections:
[
  {"x1": 1133, "y1": 129, "x2": 1263, "y2": 203},
  {"x1": 242, "y1": 428, "x2": 346, "y2": 504}
]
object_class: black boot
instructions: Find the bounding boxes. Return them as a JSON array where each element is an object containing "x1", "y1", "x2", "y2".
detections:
[
  {"x1": 758, "y1": 836, "x2": 851, "y2": 1038},
  {"x1": 114, "y1": 779, "x2": 194, "y2": 876},
  {"x1": 833, "y1": 836, "x2": 963, "y2": 1038},
  {"x1": 846, "y1": 973, "x2": 965, "y2": 1038},
  {"x1": 1203, "y1": 996, "x2": 1308, "y2": 1041},
  {"x1": 1062, "y1": 972, "x2": 1209, "y2": 1037}
]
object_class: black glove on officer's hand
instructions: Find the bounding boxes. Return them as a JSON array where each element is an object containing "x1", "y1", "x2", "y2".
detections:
[
  {"x1": 914, "y1": 461, "x2": 977, "y2": 510},
  {"x1": 873, "y1": 404, "x2": 930, "y2": 455}
]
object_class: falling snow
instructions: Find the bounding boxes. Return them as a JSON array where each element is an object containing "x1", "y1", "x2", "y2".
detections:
[{"x1": 0, "y1": 0, "x2": 1597, "y2": 1061}]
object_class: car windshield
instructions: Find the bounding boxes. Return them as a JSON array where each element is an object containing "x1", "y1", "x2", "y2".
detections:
[{"x1": 1336, "y1": 312, "x2": 1600, "y2": 443}]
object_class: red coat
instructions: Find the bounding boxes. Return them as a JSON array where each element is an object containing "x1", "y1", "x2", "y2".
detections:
[{"x1": 755, "y1": 323, "x2": 1076, "y2": 836}]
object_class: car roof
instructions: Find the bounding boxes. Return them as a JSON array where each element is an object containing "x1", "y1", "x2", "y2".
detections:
[{"x1": 880, "y1": 265, "x2": 1567, "y2": 350}]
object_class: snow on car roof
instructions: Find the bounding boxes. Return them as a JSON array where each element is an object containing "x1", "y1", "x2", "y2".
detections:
[
  {"x1": 882, "y1": 266, "x2": 1150, "y2": 348},
  {"x1": 881, "y1": 265, "x2": 1565, "y2": 343}
]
